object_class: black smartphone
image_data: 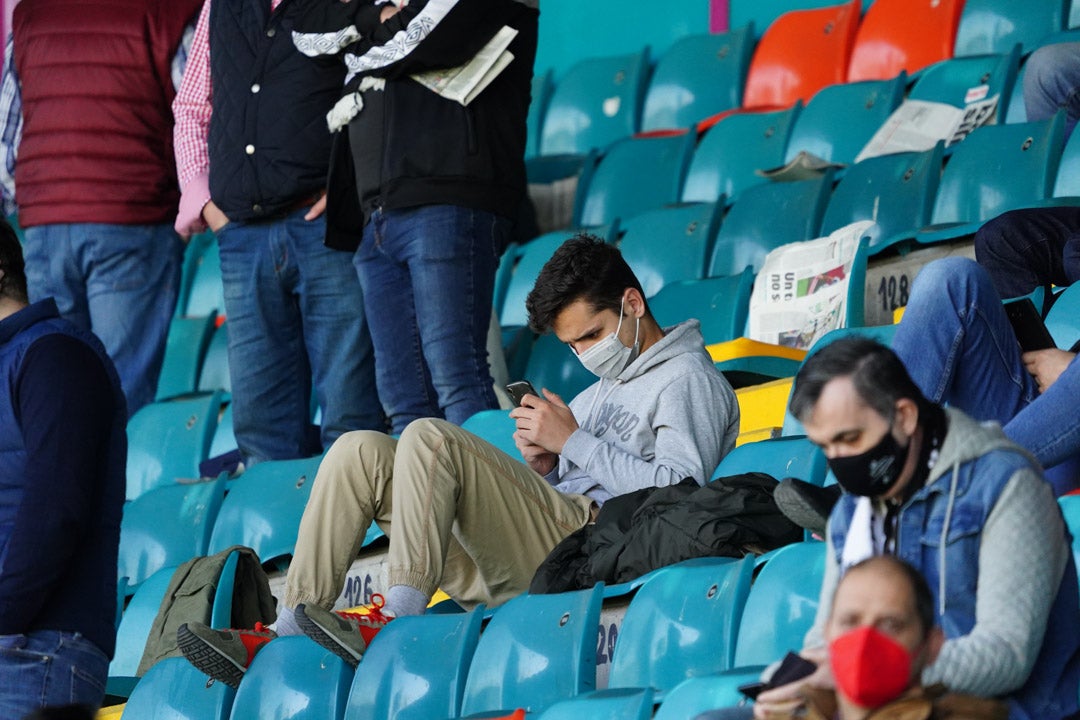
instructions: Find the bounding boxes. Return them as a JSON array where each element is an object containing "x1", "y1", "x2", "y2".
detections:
[
  {"x1": 738, "y1": 652, "x2": 817, "y2": 700},
  {"x1": 505, "y1": 380, "x2": 540, "y2": 407},
  {"x1": 1004, "y1": 297, "x2": 1056, "y2": 353}
]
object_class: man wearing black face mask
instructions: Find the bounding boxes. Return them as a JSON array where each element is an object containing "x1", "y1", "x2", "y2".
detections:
[{"x1": 748, "y1": 337, "x2": 1080, "y2": 720}]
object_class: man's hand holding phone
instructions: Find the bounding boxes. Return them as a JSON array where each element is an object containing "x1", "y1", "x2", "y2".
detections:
[{"x1": 508, "y1": 382, "x2": 578, "y2": 475}]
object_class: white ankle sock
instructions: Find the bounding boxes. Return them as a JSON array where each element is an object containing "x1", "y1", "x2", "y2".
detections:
[
  {"x1": 273, "y1": 605, "x2": 303, "y2": 636},
  {"x1": 384, "y1": 585, "x2": 428, "y2": 617}
]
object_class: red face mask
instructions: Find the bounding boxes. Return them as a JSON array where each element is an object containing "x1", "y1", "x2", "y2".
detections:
[{"x1": 829, "y1": 626, "x2": 913, "y2": 708}]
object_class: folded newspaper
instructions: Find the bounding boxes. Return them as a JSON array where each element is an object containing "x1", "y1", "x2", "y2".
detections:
[
  {"x1": 855, "y1": 94, "x2": 998, "y2": 163},
  {"x1": 756, "y1": 150, "x2": 846, "y2": 182},
  {"x1": 410, "y1": 25, "x2": 517, "y2": 106},
  {"x1": 748, "y1": 220, "x2": 874, "y2": 350}
]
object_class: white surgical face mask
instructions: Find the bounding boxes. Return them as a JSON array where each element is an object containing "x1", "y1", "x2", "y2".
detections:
[{"x1": 575, "y1": 300, "x2": 640, "y2": 379}]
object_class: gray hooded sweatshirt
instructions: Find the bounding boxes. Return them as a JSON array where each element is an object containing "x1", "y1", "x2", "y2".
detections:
[{"x1": 549, "y1": 319, "x2": 740, "y2": 505}]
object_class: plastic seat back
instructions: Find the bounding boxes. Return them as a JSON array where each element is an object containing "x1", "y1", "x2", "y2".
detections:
[
  {"x1": 208, "y1": 401, "x2": 237, "y2": 458},
  {"x1": 848, "y1": 0, "x2": 963, "y2": 82},
  {"x1": 642, "y1": 29, "x2": 754, "y2": 132},
  {"x1": 908, "y1": 50, "x2": 1020, "y2": 109},
  {"x1": 708, "y1": 173, "x2": 833, "y2": 277},
  {"x1": 185, "y1": 238, "x2": 225, "y2": 318},
  {"x1": 197, "y1": 322, "x2": 231, "y2": 394},
  {"x1": 681, "y1": 106, "x2": 800, "y2": 204},
  {"x1": 930, "y1": 116, "x2": 1065, "y2": 226},
  {"x1": 460, "y1": 585, "x2": 604, "y2": 715},
  {"x1": 1055, "y1": 122, "x2": 1080, "y2": 197},
  {"x1": 784, "y1": 77, "x2": 905, "y2": 165},
  {"x1": 207, "y1": 454, "x2": 325, "y2": 562},
  {"x1": 615, "y1": 201, "x2": 722, "y2": 298},
  {"x1": 712, "y1": 436, "x2": 828, "y2": 487},
  {"x1": 733, "y1": 541, "x2": 826, "y2": 666},
  {"x1": 461, "y1": 410, "x2": 523, "y2": 463},
  {"x1": 730, "y1": 0, "x2": 847, "y2": 40},
  {"x1": 1046, "y1": 282, "x2": 1080, "y2": 348},
  {"x1": 743, "y1": 1, "x2": 860, "y2": 109},
  {"x1": 176, "y1": 232, "x2": 216, "y2": 318},
  {"x1": 524, "y1": 333, "x2": 597, "y2": 405},
  {"x1": 821, "y1": 144, "x2": 944, "y2": 249},
  {"x1": 527, "y1": 71, "x2": 554, "y2": 159},
  {"x1": 538, "y1": 688, "x2": 654, "y2": 720},
  {"x1": 121, "y1": 657, "x2": 235, "y2": 720},
  {"x1": 1058, "y1": 495, "x2": 1080, "y2": 572},
  {"x1": 344, "y1": 610, "x2": 484, "y2": 720},
  {"x1": 650, "y1": 269, "x2": 754, "y2": 347},
  {"x1": 230, "y1": 636, "x2": 353, "y2": 720},
  {"x1": 118, "y1": 474, "x2": 227, "y2": 590},
  {"x1": 608, "y1": 557, "x2": 755, "y2": 691},
  {"x1": 576, "y1": 132, "x2": 696, "y2": 228},
  {"x1": 156, "y1": 313, "x2": 219, "y2": 401},
  {"x1": 126, "y1": 391, "x2": 222, "y2": 501},
  {"x1": 954, "y1": 0, "x2": 1065, "y2": 57},
  {"x1": 109, "y1": 565, "x2": 176, "y2": 678},
  {"x1": 540, "y1": 50, "x2": 650, "y2": 156}
]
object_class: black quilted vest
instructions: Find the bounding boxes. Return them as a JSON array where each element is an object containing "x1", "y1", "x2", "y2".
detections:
[{"x1": 208, "y1": 0, "x2": 344, "y2": 220}]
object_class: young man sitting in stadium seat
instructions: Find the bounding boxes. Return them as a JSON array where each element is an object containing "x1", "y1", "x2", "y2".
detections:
[
  {"x1": 709, "y1": 338, "x2": 1080, "y2": 720},
  {"x1": 178, "y1": 234, "x2": 740, "y2": 686},
  {"x1": 700, "y1": 555, "x2": 1008, "y2": 720}
]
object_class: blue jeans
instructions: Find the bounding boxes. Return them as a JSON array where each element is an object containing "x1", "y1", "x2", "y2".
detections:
[
  {"x1": 353, "y1": 205, "x2": 505, "y2": 434},
  {"x1": 22, "y1": 222, "x2": 183, "y2": 417},
  {"x1": 974, "y1": 207, "x2": 1080, "y2": 300},
  {"x1": 894, "y1": 257, "x2": 1080, "y2": 494},
  {"x1": 217, "y1": 209, "x2": 383, "y2": 464},
  {"x1": 0, "y1": 631, "x2": 108, "y2": 717},
  {"x1": 1024, "y1": 41, "x2": 1080, "y2": 140}
]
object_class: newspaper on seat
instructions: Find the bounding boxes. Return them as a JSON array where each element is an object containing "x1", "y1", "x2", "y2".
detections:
[
  {"x1": 748, "y1": 220, "x2": 875, "y2": 350},
  {"x1": 855, "y1": 93, "x2": 998, "y2": 163}
]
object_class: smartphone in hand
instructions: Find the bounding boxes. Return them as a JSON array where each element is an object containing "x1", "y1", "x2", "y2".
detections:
[{"x1": 505, "y1": 380, "x2": 539, "y2": 407}]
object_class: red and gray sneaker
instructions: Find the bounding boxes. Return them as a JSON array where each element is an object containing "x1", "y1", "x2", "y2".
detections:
[
  {"x1": 177, "y1": 621, "x2": 276, "y2": 688},
  {"x1": 295, "y1": 594, "x2": 394, "y2": 667}
]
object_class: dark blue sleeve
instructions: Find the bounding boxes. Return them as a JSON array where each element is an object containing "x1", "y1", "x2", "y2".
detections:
[{"x1": 0, "y1": 334, "x2": 118, "y2": 633}]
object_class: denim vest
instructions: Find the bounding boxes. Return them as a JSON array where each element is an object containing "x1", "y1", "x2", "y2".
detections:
[{"x1": 830, "y1": 445, "x2": 1080, "y2": 720}]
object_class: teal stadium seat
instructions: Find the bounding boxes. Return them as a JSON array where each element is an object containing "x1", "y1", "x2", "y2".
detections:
[
  {"x1": 538, "y1": 50, "x2": 649, "y2": 157},
  {"x1": 575, "y1": 132, "x2": 696, "y2": 228},
  {"x1": 459, "y1": 585, "x2": 605, "y2": 716},
  {"x1": 1054, "y1": 119, "x2": 1080, "y2": 197},
  {"x1": 954, "y1": 0, "x2": 1065, "y2": 57},
  {"x1": 126, "y1": 391, "x2": 222, "y2": 501},
  {"x1": 1058, "y1": 495, "x2": 1080, "y2": 571},
  {"x1": 343, "y1": 609, "x2": 484, "y2": 720},
  {"x1": 847, "y1": 0, "x2": 963, "y2": 82},
  {"x1": 652, "y1": 541, "x2": 827, "y2": 720},
  {"x1": 526, "y1": 71, "x2": 554, "y2": 159},
  {"x1": 197, "y1": 322, "x2": 231, "y2": 395},
  {"x1": 524, "y1": 333, "x2": 597, "y2": 408},
  {"x1": 649, "y1": 269, "x2": 754, "y2": 346},
  {"x1": 185, "y1": 237, "x2": 226, "y2": 318},
  {"x1": 820, "y1": 144, "x2": 944, "y2": 250},
  {"x1": 117, "y1": 474, "x2": 227, "y2": 590},
  {"x1": 208, "y1": 454, "x2": 325, "y2": 563},
  {"x1": 109, "y1": 565, "x2": 176, "y2": 685},
  {"x1": 912, "y1": 115, "x2": 1065, "y2": 246},
  {"x1": 712, "y1": 436, "x2": 828, "y2": 487},
  {"x1": 681, "y1": 105, "x2": 800, "y2": 204},
  {"x1": 208, "y1": 402, "x2": 237, "y2": 458},
  {"x1": 707, "y1": 173, "x2": 833, "y2": 277},
  {"x1": 907, "y1": 50, "x2": 1020, "y2": 109},
  {"x1": 641, "y1": 28, "x2": 754, "y2": 132},
  {"x1": 229, "y1": 636, "x2": 354, "y2": 720},
  {"x1": 461, "y1": 410, "x2": 524, "y2": 463},
  {"x1": 175, "y1": 231, "x2": 215, "y2": 319},
  {"x1": 1046, "y1": 282, "x2": 1080, "y2": 348},
  {"x1": 615, "y1": 201, "x2": 723, "y2": 298},
  {"x1": 120, "y1": 657, "x2": 236, "y2": 720},
  {"x1": 607, "y1": 557, "x2": 755, "y2": 696},
  {"x1": 783, "y1": 77, "x2": 905, "y2": 166},
  {"x1": 155, "y1": 312, "x2": 218, "y2": 401},
  {"x1": 537, "y1": 688, "x2": 654, "y2": 720}
]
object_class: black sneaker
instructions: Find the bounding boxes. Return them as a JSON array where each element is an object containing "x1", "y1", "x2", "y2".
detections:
[{"x1": 773, "y1": 478, "x2": 842, "y2": 537}]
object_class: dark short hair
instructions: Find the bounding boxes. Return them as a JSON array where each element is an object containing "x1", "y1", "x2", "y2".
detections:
[
  {"x1": 525, "y1": 234, "x2": 647, "y2": 334},
  {"x1": 0, "y1": 217, "x2": 26, "y2": 303},
  {"x1": 839, "y1": 555, "x2": 936, "y2": 639},
  {"x1": 788, "y1": 336, "x2": 928, "y2": 424}
]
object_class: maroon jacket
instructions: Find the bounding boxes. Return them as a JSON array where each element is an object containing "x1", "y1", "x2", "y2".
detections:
[{"x1": 12, "y1": 0, "x2": 202, "y2": 227}]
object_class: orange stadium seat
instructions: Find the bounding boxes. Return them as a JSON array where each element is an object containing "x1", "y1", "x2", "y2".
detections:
[
  {"x1": 742, "y1": 0, "x2": 860, "y2": 110},
  {"x1": 847, "y1": 0, "x2": 964, "y2": 82}
]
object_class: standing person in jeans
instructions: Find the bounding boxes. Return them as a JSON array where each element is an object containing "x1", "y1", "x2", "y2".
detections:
[
  {"x1": 0, "y1": 0, "x2": 202, "y2": 416},
  {"x1": 1024, "y1": 41, "x2": 1080, "y2": 140},
  {"x1": 173, "y1": 0, "x2": 384, "y2": 464},
  {"x1": 0, "y1": 220, "x2": 126, "y2": 716},
  {"x1": 291, "y1": 0, "x2": 538, "y2": 433}
]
